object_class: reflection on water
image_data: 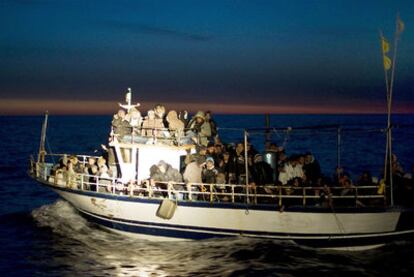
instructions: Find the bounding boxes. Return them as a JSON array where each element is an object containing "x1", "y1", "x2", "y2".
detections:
[
  {"x1": 31, "y1": 201, "x2": 283, "y2": 276},
  {"x1": 29, "y1": 200, "x2": 414, "y2": 276}
]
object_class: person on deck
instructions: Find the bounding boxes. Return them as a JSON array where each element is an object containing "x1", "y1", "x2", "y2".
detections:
[
  {"x1": 166, "y1": 110, "x2": 185, "y2": 141},
  {"x1": 234, "y1": 142, "x2": 246, "y2": 184},
  {"x1": 187, "y1": 111, "x2": 212, "y2": 147},
  {"x1": 141, "y1": 110, "x2": 165, "y2": 138},
  {"x1": 219, "y1": 151, "x2": 237, "y2": 184},
  {"x1": 112, "y1": 109, "x2": 132, "y2": 139},
  {"x1": 303, "y1": 152, "x2": 321, "y2": 186},
  {"x1": 126, "y1": 107, "x2": 142, "y2": 133},
  {"x1": 250, "y1": 154, "x2": 274, "y2": 186},
  {"x1": 183, "y1": 156, "x2": 205, "y2": 184},
  {"x1": 202, "y1": 156, "x2": 218, "y2": 184},
  {"x1": 179, "y1": 110, "x2": 189, "y2": 127},
  {"x1": 154, "y1": 104, "x2": 166, "y2": 121},
  {"x1": 84, "y1": 157, "x2": 98, "y2": 190},
  {"x1": 205, "y1": 111, "x2": 218, "y2": 141},
  {"x1": 278, "y1": 155, "x2": 304, "y2": 186},
  {"x1": 357, "y1": 170, "x2": 375, "y2": 186},
  {"x1": 150, "y1": 160, "x2": 183, "y2": 183},
  {"x1": 206, "y1": 142, "x2": 221, "y2": 166}
]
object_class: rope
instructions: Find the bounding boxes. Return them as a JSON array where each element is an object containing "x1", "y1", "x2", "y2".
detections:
[
  {"x1": 45, "y1": 137, "x2": 55, "y2": 164},
  {"x1": 281, "y1": 127, "x2": 292, "y2": 149}
]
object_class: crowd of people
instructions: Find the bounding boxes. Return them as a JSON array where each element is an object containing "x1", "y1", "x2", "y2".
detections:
[
  {"x1": 47, "y1": 102, "x2": 414, "y2": 207},
  {"x1": 49, "y1": 154, "x2": 115, "y2": 192},
  {"x1": 111, "y1": 104, "x2": 217, "y2": 147}
]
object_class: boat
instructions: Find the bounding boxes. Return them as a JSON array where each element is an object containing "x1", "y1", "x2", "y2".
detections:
[{"x1": 28, "y1": 91, "x2": 414, "y2": 251}]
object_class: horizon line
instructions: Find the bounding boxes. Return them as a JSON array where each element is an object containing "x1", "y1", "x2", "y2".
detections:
[{"x1": 1, "y1": 98, "x2": 413, "y2": 116}]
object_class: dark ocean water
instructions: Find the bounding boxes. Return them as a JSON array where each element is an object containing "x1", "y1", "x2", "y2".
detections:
[{"x1": 1, "y1": 114, "x2": 414, "y2": 276}]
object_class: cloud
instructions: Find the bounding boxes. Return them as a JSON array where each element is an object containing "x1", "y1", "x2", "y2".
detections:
[{"x1": 101, "y1": 20, "x2": 212, "y2": 42}]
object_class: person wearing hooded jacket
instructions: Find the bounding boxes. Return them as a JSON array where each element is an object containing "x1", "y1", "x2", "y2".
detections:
[
  {"x1": 166, "y1": 110, "x2": 185, "y2": 142},
  {"x1": 150, "y1": 160, "x2": 183, "y2": 183},
  {"x1": 187, "y1": 111, "x2": 211, "y2": 147}
]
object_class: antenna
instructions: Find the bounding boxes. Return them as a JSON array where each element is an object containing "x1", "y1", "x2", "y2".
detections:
[{"x1": 119, "y1": 87, "x2": 140, "y2": 111}]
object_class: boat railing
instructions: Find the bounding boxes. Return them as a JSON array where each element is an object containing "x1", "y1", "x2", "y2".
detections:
[
  {"x1": 115, "y1": 126, "x2": 205, "y2": 146},
  {"x1": 32, "y1": 161, "x2": 386, "y2": 207},
  {"x1": 40, "y1": 153, "x2": 101, "y2": 166}
]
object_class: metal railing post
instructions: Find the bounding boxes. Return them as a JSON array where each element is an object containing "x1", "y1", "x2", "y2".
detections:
[
  {"x1": 168, "y1": 182, "x2": 171, "y2": 199},
  {"x1": 355, "y1": 186, "x2": 359, "y2": 207},
  {"x1": 278, "y1": 187, "x2": 282, "y2": 206},
  {"x1": 187, "y1": 184, "x2": 192, "y2": 201},
  {"x1": 303, "y1": 187, "x2": 306, "y2": 206}
]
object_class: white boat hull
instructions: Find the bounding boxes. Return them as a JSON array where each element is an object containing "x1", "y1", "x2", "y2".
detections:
[{"x1": 39, "y1": 181, "x2": 414, "y2": 250}]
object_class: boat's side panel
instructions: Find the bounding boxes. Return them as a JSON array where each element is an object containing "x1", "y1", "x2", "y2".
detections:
[{"x1": 54, "y1": 189, "x2": 401, "y2": 238}]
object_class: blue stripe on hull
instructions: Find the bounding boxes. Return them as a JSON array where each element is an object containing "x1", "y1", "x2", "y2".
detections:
[
  {"x1": 79, "y1": 210, "x2": 228, "y2": 240},
  {"x1": 294, "y1": 230, "x2": 414, "y2": 248}
]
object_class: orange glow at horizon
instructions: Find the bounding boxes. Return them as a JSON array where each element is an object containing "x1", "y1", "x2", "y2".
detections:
[{"x1": 0, "y1": 99, "x2": 413, "y2": 115}]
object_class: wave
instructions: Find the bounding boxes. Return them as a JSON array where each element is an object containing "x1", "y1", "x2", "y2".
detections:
[
  {"x1": 29, "y1": 201, "x2": 315, "y2": 276},
  {"x1": 31, "y1": 200, "x2": 98, "y2": 237}
]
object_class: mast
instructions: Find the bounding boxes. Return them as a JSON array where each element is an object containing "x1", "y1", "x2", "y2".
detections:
[
  {"x1": 382, "y1": 14, "x2": 404, "y2": 206},
  {"x1": 380, "y1": 30, "x2": 391, "y2": 188},
  {"x1": 336, "y1": 126, "x2": 341, "y2": 170},
  {"x1": 265, "y1": 114, "x2": 271, "y2": 149},
  {"x1": 37, "y1": 111, "x2": 49, "y2": 163},
  {"x1": 244, "y1": 130, "x2": 250, "y2": 204}
]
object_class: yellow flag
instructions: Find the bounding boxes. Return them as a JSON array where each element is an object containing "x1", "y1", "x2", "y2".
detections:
[
  {"x1": 381, "y1": 36, "x2": 390, "y2": 53},
  {"x1": 397, "y1": 16, "x2": 405, "y2": 34},
  {"x1": 383, "y1": 55, "x2": 392, "y2": 70}
]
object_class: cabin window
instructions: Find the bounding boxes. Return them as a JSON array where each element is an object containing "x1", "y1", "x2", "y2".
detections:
[{"x1": 120, "y1": 148, "x2": 132, "y2": 164}]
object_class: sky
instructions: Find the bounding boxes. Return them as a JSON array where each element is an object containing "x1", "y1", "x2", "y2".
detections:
[{"x1": 0, "y1": 0, "x2": 413, "y2": 115}]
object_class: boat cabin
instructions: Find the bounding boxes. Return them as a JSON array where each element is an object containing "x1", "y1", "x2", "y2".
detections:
[{"x1": 110, "y1": 137, "x2": 195, "y2": 183}]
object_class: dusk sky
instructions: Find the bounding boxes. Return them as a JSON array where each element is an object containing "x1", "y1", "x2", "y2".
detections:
[{"x1": 0, "y1": 0, "x2": 413, "y2": 115}]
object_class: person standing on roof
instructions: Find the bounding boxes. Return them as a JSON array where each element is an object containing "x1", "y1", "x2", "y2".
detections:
[
  {"x1": 205, "y1": 111, "x2": 218, "y2": 141},
  {"x1": 141, "y1": 110, "x2": 165, "y2": 138},
  {"x1": 126, "y1": 107, "x2": 142, "y2": 133},
  {"x1": 187, "y1": 111, "x2": 211, "y2": 147},
  {"x1": 112, "y1": 109, "x2": 132, "y2": 139},
  {"x1": 166, "y1": 110, "x2": 185, "y2": 141}
]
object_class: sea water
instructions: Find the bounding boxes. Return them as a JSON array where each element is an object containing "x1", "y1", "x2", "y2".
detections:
[{"x1": 0, "y1": 114, "x2": 414, "y2": 276}]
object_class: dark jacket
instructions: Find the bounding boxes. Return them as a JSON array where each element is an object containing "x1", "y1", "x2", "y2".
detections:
[
  {"x1": 202, "y1": 167, "x2": 218, "y2": 184},
  {"x1": 250, "y1": 161, "x2": 274, "y2": 185},
  {"x1": 303, "y1": 160, "x2": 321, "y2": 185},
  {"x1": 112, "y1": 117, "x2": 132, "y2": 138}
]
